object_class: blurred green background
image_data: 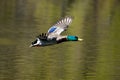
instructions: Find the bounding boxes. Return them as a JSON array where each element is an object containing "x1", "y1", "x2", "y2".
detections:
[{"x1": 0, "y1": 0, "x2": 120, "y2": 80}]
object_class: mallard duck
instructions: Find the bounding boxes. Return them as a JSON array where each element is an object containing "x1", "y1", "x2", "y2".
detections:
[{"x1": 30, "y1": 16, "x2": 83, "y2": 47}]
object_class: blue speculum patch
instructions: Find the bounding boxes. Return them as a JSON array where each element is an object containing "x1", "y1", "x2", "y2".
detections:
[{"x1": 48, "y1": 26, "x2": 57, "y2": 33}]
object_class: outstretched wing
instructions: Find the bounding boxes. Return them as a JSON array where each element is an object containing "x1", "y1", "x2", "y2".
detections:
[{"x1": 47, "y1": 16, "x2": 72, "y2": 39}]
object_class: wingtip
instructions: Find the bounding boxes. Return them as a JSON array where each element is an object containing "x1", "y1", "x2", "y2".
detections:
[{"x1": 65, "y1": 16, "x2": 74, "y2": 19}]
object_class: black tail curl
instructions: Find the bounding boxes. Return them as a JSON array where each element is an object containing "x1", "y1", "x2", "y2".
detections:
[{"x1": 37, "y1": 33, "x2": 48, "y2": 40}]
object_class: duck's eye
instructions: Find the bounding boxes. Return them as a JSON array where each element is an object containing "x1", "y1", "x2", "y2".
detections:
[{"x1": 32, "y1": 39, "x2": 37, "y2": 44}]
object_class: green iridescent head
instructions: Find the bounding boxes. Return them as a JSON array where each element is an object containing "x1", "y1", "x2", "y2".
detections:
[{"x1": 67, "y1": 35, "x2": 78, "y2": 41}]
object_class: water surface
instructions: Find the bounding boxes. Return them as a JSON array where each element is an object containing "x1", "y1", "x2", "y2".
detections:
[{"x1": 0, "y1": 0, "x2": 120, "y2": 80}]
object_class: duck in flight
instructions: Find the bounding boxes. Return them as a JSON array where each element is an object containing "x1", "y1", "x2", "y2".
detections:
[{"x1": 30, "y1": 16, "x2": 83, "y2": 47}]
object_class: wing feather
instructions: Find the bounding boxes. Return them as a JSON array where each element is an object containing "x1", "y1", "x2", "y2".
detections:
[{"x1": 47, "y1": 16, "x2": 73, "y2": 39}]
